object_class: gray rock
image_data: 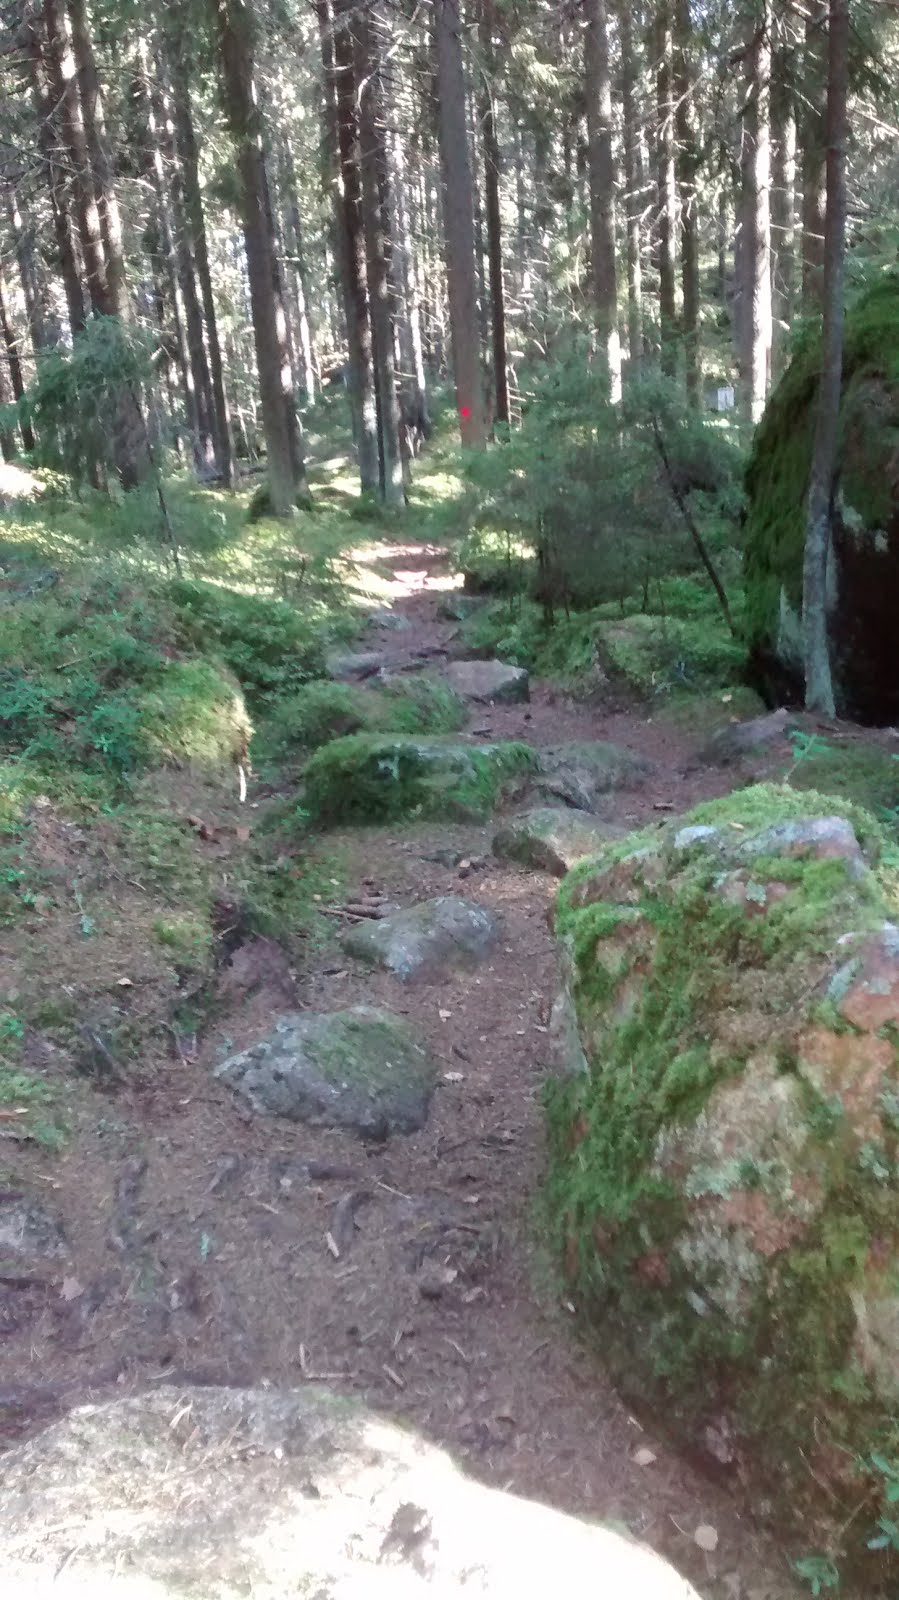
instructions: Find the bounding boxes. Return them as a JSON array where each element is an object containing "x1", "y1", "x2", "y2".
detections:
[
  {"x1": 341, "y1": 896, "x2": 497, "y2": 982},
  {"x1": 493, "y1": 808, "x2": 624, "y2": 876},
  {"x1": 0, "y1": 1385, "x2": 699, "y2": 1600},
  {"x1": 444, "y1": 658, "x2": 530, "y2": 704},
  {"x1": 534, "y1": 741, "x2": 653, "y2": 812},
  {"x1": 215, "y1": 1006, "x2": 437, "y2": 1140},
  {"x1": 736, "y1": 815, "x2": 865, "y2": 876},
  {"x1": 436, "y1": 593, "x2": 487, "y2": 622},
  {"x1": 367, "y1": 608, "x2": 412, "y2": 632},
  {"x1": 326, "y1": 650, "x2": 385, "y2": 682},
  {"x1": 548, "y1": 988, "x2": 589, "y2": 1077},
  {"x1": 694, "y1": 707, "x2": 792, "y2": 768},
  {"x1": 0, "y1": 1197, "x2": 67, "y2": 1263}
]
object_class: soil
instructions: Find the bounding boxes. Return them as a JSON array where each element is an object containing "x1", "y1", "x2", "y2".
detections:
[{"x1": 0, "y1": 545, "x2": 803, "y2": 1600}]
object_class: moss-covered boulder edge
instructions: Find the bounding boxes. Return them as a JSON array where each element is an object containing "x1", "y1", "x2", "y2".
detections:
[
  {"x1": 546, "y1": 782, "x2": 899, "y2": 1577},
  {"x1": 303, "y1": 734, "x2": 535, "y2": 824},
  {"x1": 744, "y1": 273, "x2": 899, "y2": 723}
]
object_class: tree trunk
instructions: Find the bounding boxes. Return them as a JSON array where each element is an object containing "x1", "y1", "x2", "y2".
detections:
[
  {"x1": 674, "y1": 0, "x2": 700, "y2": 406},
  {"x1": 67, "y1": 0, "x2": 129, "y2": 319},
  {"x1": 800, "y1": 3, "x2": 827, "y2": 311},
  {"x1": 279, "y1": 140, "x2": 317, "y2": 401},
  {"x1": 770, "y1": 52, "x2": 796, "y2": 378},
  {"x1": 744, "y1": 1, "x2": 772, "y2": 424},
  {"x1": 0, "y1": 342, "x2": 17, "y2": 461},
  {"x1": 24, "y1": 11, "x2": 87, "y2": 337},
  {"x1": 654, "y1": 1, "x2": 677, "y2": 378},
  {"x1": 387, "y1": 113, "x2": 430, "y2": 442},
  {"x1": 584, "y1": 0, "x2": 621, "y2": 401},
  {"x1": 620, "y1": 0, "x2": 643, "y2": 369},
  {"x1": 802, "y1": 0, "x2": 847, "y2": 717},
  {"x1": 5, "y1": 194, "x2": 49, "y2": 355},
  {"x1": 356, "y1": 1, "x2": 405, "y2": 505},
  {"x1": 434, "y1": 0, "x2": 487, "y2": 447},
  {"x1": 43, "y1": 0, "x2": 112, "y2": 317},
  {"x1": 478, "y1": 5, "x2": 509, "y2": 427},
  {"x1": 0, "y1": 276, "x2": 36, "y2": 452},
  {"x1": 211, "y1": 0, "x2": 305, "y2": 514},
  {"x1": 331, "y1": 0, "x2": 380, "y2": 491},
  {"x1": 165, "y1": 31, "x2": 235, "y2": 487}
]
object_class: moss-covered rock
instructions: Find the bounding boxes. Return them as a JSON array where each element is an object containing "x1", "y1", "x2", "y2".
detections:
[
  {"x1": 744, "y1": 274, "x2": 899, "y2": 722},
  {"x1": 302, "y1": 734, "x2": 535, "y2": 825},
  {"x1": 260, "y1": 675, "x2": 468, "y2": 760},
  {"x1": 547, "y1": 782, "x2": 899, "y2": 1576}
]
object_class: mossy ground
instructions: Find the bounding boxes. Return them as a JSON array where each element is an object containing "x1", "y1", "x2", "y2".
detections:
[{"x1": 547, "y1": 784, "x2": 899, "y2": 1581}]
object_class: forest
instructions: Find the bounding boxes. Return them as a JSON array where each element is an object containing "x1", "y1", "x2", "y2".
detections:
[{"x1": 4, "y1": 2, "x2": 899, "y2": 1598}]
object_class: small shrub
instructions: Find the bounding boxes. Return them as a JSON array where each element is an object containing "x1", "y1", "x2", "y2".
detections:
[{"x1": 169, "y1": 578, "x2": 327, "y2": 702}]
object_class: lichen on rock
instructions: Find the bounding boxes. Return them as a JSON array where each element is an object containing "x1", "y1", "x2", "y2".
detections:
[{"x1": 546, "y1": 781, "x2": 899, "y2": 1574}]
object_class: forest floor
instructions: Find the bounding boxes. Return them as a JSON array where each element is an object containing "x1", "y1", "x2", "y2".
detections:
[{"x1": 0, "y1": 531, "x2": 810, "y2": 1600}]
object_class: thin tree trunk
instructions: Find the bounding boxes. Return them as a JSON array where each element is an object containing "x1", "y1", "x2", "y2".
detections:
[
  {"x1": 770, "y1": 53, "x2": 796, "y2": 378},
  {"x1": 43, "y1": 0, "x2": 111, "y2": 316},
  {"x1": 211, "y1": 0, "x2": 305, "y2": 513},
  {"x1": 5, "y1": 195, "x2": 48, "y2": 355},
  {"x1": 803, "y1": 0, "x2": 847, "y2": 717},
  {"x1": 166, "y1": 33, "x2": 235, "y2": 486},
  {"x1": 387, "y1": 114, "x2": 429, "y2": 439},
  {"x1": 674, "y1": 0, "x2": 700, "y2": 405},
  {"x1": 280, "y1": 140, "x2": 317, "y2": 401},
  {"x1": 0, "y1": 277, "x2": 36, "y2": 452},
  {"x1": 655, "y1": 1, "x2": 677, "y2": 378},
  {"x1": 800, "y1": 3, "x2": 827, "y2": 311},
  {"x1": 745, "y1": 1, "x2": 773, "y2": 424},
  {"x1": 24, "y1": 12, "x2": 86, "y2": 337},
  {"x1": 477, "y1": 9, "x2": 509, "y2": 426},
  {"x1": 435, "y1": 0, "x2": 487, "y2": 446},
  {"x1": 620, "y1": 0, "x2": 643, "y2": 369},
  {"x1": 0, "y1": 345, "x2": 17, "y2": 461},
  {"x1": 585, "y1": 0, "x2": 622, "y2": 401},
  {"x1": 356, "y1": 0, "x2": 405, "y2": 505},
  {"x1": 331, "y1": 0, "x2": 380, "y2": 491}
]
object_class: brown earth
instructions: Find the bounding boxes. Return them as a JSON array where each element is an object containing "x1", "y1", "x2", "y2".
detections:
[{"x1": 0, "y1": 546, "x2": 808, "y2": 1599}]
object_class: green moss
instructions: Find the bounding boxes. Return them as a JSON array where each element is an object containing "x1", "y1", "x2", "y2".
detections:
[
  {"x1": 259, "y1": 675, "x2": 467, "y2": 763},
  {"x1": 544, "y1": 783, "x2": 899, "y2": 1575},
  {"x1": 744, "y1": 273, "x2": 899, "y2": 654},
  {"x1": 302, "y1": 734, "x2": 535, "y2": 825}
]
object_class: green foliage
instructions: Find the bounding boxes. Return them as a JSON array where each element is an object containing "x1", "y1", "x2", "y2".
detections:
[
  {"x1": 461, "y1": 362, "x2": 745, "y2": 614},
  {"x1": 795, "y1": 1555, "x2": 841, "y2": 1595},
  {"x1": 259, "y1": 674, "x2": 467, "y2": 762},
  {"x1": 12, "y1": 317, "x2": 153, "y2": 489},
  {"x1": 0, "y1": 1009, "x2": 65, "y2": 1150},
  {"x1": 302, "y1": 734, "x2": 535, "y2": 825},
  {"x1": 168, "y1": 578, "x2": 327, "y2": 703}
]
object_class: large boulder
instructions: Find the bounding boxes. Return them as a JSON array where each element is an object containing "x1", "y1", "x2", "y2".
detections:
[
  {"x1": 745, "y1": 275, "x2": 899, "y2": 723},
  {"x1": 533, "y1": 741, "x2": 652, "y2": 812},
  {"x1": 493, "y1": 808, "x2": 625, "y2": 876},
  {"x1": 303, "y1": 734, "x2": 534, "y2": 824},
  {"x1": 444, "y1": 658, "x2": 530, "y2": 704},
  {"x1": 215, "y1": 1006, "x2": 437, "y2": 1140},
  {"x1": 341, "y1": 896, "x2": 497, "y2": 981},
  {"x1": 546, "y1": 783, "x2": 899, "y2": 1573},
  {"x1": 0, "y1": 1386, "x2": 699, "y2": 1600}
]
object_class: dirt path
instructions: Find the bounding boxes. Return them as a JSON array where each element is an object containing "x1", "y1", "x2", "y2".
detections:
[{"x1": 1, "y1": 548, "x2": 799, "y2": 1599}]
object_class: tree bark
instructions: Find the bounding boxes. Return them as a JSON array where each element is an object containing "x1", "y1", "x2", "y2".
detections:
[
  {"x1": 0, "y1": 276, "x2": 36, "y2": 452},
  {"x1": 211, "y1": 0, "x2": 305, "y2": 514},
  {"x1": 279, "y1": 139, "x2": 317, "y2": 401},
  {"x1": 356, "y1": 1, "x2": 405, "y2": 504},
  {"x1": 802, "y1": 0, "x2": 847, "y2": 717},
  {"x1": 745, "y1": 0, "x2": 772, "y2": 424},
  {"x1": 770, "y1": 50, "x2": 796, "y2": 378},
  {"x1": 5, "y1": 194, "x2": 49, "y2": 355},
  {"x1": 67, "y1": 0, "x2": 129, "y2": 320},
  {"x1": 584, "y1": 0, "x2": 622, "y2": 401},
  {"x1": 620, "y1": 0, "x2": 643, "y2": 369},
  {"x1": 654, "y1": 1, "x2": 677, "y2": 378},
  {"x1": 478, "y1": 3, "x2": 509, "y2": 426},
  {"x1": 800, "y1": 3, "x2": 827, "y2": 311},
  {"x1": 434, "y1": 0, "x2": 487, "y2": 447},
  {"x1": 23, "y1": 10, "x2": 86, "y2": 337},
  {"x1": 0, "y1": 341, "x2": 17, "y2": 461},
  {"x1": 331, "y1": 0, "x2": 380, "y2": 490},
  {"x1": 387, "y1": 113, "x2": 429, "y2": 441},
  {"x1": 674, "y1": 0, "x2": 700, "y2": 405},
  {"x1": 42, "y1": 0, "x2": 111, "y2": 317},
  {"x1": 165, "y1": 30, "x2": 235, "y2": 487}
]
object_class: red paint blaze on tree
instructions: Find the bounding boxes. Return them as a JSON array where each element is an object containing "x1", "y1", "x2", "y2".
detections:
[{"x1": 459, "y1": 404, "x2": 471, "y2": 418}]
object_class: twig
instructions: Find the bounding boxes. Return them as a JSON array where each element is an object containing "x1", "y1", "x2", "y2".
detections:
[{"x1": 382, "y1": 1363, "x2": 405, "y2": 1389}]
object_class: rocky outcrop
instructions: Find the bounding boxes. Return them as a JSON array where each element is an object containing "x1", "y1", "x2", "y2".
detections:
[
  {"x1": 493, "y1": 808, "x2": 624, "y2": 876},
  {"x1": 547, "y1": 783, "x2": 899, "y2": 1569},
  {"x1": 326, "y1": 650, "x2": 385, "y2": 682},
  {"x1": 215, "y1": 1006, "x2": 437, "y2": 1139},
  {"x1": 0, "y1": 1386, "x2": 699, "y2": 1599},
  {"x1": 341, "y1": 896, "x2": 497, "y2": 982},
  {"x1": 444, "y1": 659, "x2": 530, "y2": 704},
  {"x1": 744, "y1": 274, "x2": 899, "y2": 723}
]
